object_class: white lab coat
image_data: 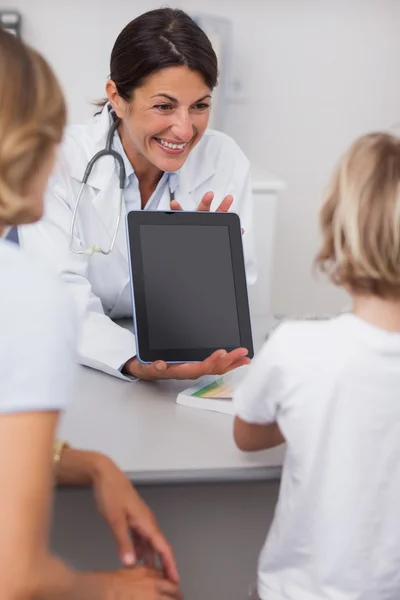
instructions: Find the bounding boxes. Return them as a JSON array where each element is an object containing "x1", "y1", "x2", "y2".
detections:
[{"x1": 19, "y1": 106, "x2": 257, "y2": 380}]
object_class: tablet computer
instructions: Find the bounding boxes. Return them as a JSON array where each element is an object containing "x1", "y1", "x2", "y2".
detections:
[{"x1": 126, "y1": 211, "x2": 253, "y2": 364}]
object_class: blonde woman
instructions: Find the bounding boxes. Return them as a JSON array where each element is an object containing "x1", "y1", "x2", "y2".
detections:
[
  {"x1": 0, "y1": 29, "x2": 181, "y2": 600},
  {"x1": 233, "y1": 133, "x2": 400, "y2": 600}
]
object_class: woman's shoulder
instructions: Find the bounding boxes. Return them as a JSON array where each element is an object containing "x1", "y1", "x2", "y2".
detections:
[
  {"x1": 51, "y1": 110, "x2": 109, "y2": 182},
  {"x1": 60, "y1": 110, "x2": 108, "y2": 161},
  {"x1": 0, "y1": 240, "x2": 75, "y2": 326},
  {"x1": 1, "y1": 238, "x2": 48, "y2": 283}
]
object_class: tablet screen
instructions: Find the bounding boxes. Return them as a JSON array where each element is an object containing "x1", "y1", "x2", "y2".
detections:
[
  {"x1": 127, "y1": 210, "x2": 253, "y2": 363},
  {"x1": 139, "y1": 224, "x2": 241, "y2": 350}
]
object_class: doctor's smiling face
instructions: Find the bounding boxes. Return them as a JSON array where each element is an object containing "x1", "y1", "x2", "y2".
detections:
[
  {"x1": 103, "y1": 8, "x2": 218, "y2": 179},
  {"x1": 107, "y1": 66, "x2": 212, "y2": 173}
]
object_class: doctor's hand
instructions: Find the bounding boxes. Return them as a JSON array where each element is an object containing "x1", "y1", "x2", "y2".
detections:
[
  {"x1": 171, "y1": 192, "x2": 244, "y2": 233},
  {"x1": 124, "y1": 347, "x2": 251, "y2": 381},
  {"x1": 170, "y1": 190, "x2": 233, "y2": 213}
]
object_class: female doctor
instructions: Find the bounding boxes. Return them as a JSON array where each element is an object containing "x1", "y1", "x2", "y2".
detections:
[{"x1": 20, "y1": 7, "x2": 256, "y2": 381}]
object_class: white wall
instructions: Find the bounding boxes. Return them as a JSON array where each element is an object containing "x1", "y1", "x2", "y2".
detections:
[{"x1": 6, "y1": 0, "x2": 400, "y2": 314}]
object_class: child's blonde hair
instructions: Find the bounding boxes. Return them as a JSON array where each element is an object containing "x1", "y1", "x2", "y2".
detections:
[
  {"x1": 0, "y1": 30, "x2": 66, "y2": 224},
  {"x1": 316, "y1": 132, "x2": 400, "y2": 298}
]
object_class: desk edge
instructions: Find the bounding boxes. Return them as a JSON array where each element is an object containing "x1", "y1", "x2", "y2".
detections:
[{"x1": 125, "y1": 466, "x2": 282, "y2": 485}]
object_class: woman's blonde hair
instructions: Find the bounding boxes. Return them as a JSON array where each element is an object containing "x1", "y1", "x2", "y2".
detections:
[
  {"x1": 0, "y1": 29, "x2": 66, "y2": 224},
  {"x1": 316, "y1": 132, "x2": 400, "y2": 298}
]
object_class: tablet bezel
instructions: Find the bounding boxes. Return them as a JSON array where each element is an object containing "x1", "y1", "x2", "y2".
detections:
[{"x1": 126, "y1": 211, "x2": 254, "y2": 364}]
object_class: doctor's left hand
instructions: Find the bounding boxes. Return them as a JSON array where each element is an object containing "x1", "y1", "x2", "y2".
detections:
[
  {"x1": 55, "y1": 447, "x2": 179, "y2": 583},
  {"x1": 124, "y1": 347, "x2": 251, "y2": 381}
]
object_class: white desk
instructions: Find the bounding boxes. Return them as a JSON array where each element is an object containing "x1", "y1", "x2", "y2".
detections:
[
  {"x1": 58, "y1": 368, "x2": 284, "y2": 485},
  {"x1": 53, "y1": 319, "x2": 284, "y2": 600}
]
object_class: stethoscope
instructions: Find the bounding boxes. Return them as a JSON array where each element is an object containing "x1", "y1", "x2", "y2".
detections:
[{"x1": 69, "y1": 108, "x2": 175, "y2": 257}]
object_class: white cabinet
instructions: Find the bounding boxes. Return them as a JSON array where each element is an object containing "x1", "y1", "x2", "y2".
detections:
[{"x1": 248, "y1": 171, "x2": 285, "y2": 318}]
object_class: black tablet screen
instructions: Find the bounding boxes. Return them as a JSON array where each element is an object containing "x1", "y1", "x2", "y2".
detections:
[{"x1": 139, "y1": 224, "x2": 241, "y2": 350}]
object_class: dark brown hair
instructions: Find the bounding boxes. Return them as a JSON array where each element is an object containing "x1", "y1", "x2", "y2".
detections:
[{"x1": 103, "y1": 8, "x2": 218, "y2": 104}]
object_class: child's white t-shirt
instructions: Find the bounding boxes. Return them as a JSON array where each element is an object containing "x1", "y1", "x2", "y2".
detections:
[
  {"x1": 233, "y1": 314, "x2": 400, "y2": 600},
  {"x1": 0, "y1": 239, "x2": 77, "y2": 413}
]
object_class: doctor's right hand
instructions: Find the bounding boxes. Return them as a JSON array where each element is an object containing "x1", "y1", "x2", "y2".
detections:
[
  {"x1": 123, "y1": 348, "x2": 251, "y2": 381},
  {"x1": 80, "y1": 566, "x2": 183, "y2": 600}
]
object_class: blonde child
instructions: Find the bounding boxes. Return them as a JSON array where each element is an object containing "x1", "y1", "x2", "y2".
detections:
[{"x1": 234, "y1": 132, "x2": 400, "y2": 600}]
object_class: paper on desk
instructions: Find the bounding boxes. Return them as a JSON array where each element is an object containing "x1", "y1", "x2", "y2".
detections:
[{"x1": 176, "y1": 366, "x2": 249, "y2": 415}]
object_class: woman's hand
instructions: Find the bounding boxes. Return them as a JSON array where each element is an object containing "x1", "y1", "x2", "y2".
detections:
[
  {"x1": 91, "y1": 456, "x2": 179, "y2": 582},
  {"x1": 124, "y1": 347, "x2": 250, "y2": 381},
  {"x1": 79, "y1": 566, "x2": 183, "y2": 600},
  {"x1": 56, "y1": 448, "x2": 179, "y2": 583}
]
